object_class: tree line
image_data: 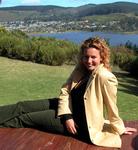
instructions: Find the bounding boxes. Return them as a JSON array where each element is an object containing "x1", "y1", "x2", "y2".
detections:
[{"x1": 0, "y1": 27, "x2": 137, "y2": 76}]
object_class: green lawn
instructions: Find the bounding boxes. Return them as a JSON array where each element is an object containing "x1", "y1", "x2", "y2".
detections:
[
  {"x1": 0, "y1": 57, "x2": 74, "y2": 104},
  {"x1": 0, "y1": 57, "x2": 137, "y2": 120}
]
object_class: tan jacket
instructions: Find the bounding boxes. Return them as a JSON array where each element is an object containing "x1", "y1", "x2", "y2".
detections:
[{"x1": 57, "y1": 64, "x2": 126, "y2": 148}]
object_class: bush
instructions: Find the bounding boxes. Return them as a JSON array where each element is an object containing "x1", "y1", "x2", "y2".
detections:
[
  {"x1": 39, "y1": 42, "x2": 66, "y2": 65},
  {"x1": 0, "y1": 28, "x2": 79, "y2": 66},
  {"x1": 11, "y1": 29, "x2": 29, "y2": 38},
  {"x1": 129, "y1": 57, "x2": 138, "y2": 77},
  {"x1": 12, "y1": 39, "x2": 36, "y2": 61},
  {"x1": 45, "y1": 45, "x2": 66, "y2": 65},
  {"x1": 35, "y1": 38, "x2": 79, "y2": 65},
  {"x1": 111, "y1": 46, "x2": 135, "y2": 67},
  {"x1": 111, "y1": 46, "x2": 138, "y2": 76},
  {"x1": 0, "y1": 35, "x2": 17, "y2": 56}
]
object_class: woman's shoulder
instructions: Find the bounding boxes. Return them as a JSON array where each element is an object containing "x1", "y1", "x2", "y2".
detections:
[
  {"x1": 97, "y1": 65, "x2": 117, "y2": 82},
  {"x1": 65, "y1": 64, "x2": 86, "y2": 84}
]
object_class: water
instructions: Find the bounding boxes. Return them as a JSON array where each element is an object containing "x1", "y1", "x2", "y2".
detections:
[{"x1": 30, "y1": 31, "x2": 138, "y2": 46}]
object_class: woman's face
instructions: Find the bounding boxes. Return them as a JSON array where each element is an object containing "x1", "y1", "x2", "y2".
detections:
[{"x1": 82, "y1": 47, "x2": 101, "y2": 72}]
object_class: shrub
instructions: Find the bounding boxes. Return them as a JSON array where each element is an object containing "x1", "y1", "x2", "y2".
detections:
[
  {"x1": 46, "y1": 46, "x2": 66, "y2": 65},
  {"x1": 129, "y1": 57, "x2": 138, "y2": 77},
  {"x1": 111, "y1": 46, "x2": 138, "y2": 76},
  {"x1": 0, "y1": 35, "x2": 17, "y2": 56},
  {"x1": 11, "y1": 29, "x2": 29, "y2": 38},
  {"x1": 39, "y1": 42, "x2": 66, "y2": 65},
  {"x1": 13, "y1": 39, "x2": 37, "y2": 61},
  {"x1": 0, "y1": 28, "x2": 79, "y2": 66},
  {"x1": 36, "y1": 39, "x2": 79, "y2": 65},
  {"x1": 111, "y1": 46, "x2": 135, "y2": 67}
]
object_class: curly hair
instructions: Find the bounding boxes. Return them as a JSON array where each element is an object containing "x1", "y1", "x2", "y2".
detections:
[{"x1": 79, "y1": 37, "x2": 111, "y2": 70}]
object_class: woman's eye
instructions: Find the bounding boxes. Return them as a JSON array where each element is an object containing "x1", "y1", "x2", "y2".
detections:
[{"x1": 83, "y1": 56, "x2": 88, "y2": 60}]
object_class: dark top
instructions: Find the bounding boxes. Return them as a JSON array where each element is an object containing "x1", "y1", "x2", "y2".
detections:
[
  {"x1": 71, "y1": 76, "x2": 89, "y2": 130},
  {"x1": 61, "y1": 76, "x2": 90, "y2": 138}
]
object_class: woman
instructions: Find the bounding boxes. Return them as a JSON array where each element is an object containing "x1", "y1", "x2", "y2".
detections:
[
  {"x1": 57, "y1": 37, "x2": 136, "y2": 147},
  {"x1": 0, "y1": 37, "x2": 136, "y2": 148}
]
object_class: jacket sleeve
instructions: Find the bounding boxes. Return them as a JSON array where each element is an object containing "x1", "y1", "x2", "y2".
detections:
[
  {"x1": 102, "y1": 74, "x2": 126, "y2": 135},
  {"x1": 57, "y1": 64, "x2": 84, "y2": 117},
  {"x1": 60, "y1": 114, "x2": 73, "y2": 124},
  {"x1": 57, "y1": 80, "x2": 73, "y2": 116}
]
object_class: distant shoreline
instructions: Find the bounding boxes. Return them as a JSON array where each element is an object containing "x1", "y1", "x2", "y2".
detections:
[
  {"x1": 28, "y1": 30, "x2": 138, "y2": 35},
  {"x1": 29, "y1": 31, "x2": 138, "y2": 46}
]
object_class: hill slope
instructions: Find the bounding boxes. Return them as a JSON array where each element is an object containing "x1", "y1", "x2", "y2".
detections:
[{"x1": 0, "y1": 2, "x2": 138, "y2": 21}]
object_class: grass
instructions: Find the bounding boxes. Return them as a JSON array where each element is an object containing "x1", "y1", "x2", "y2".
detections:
[
  {"x1": 0, "y1": 57, "x2": 74, "y2": 104},
  {"x1": 115, "y1": 71, "x2": 138, "y2": 120},
  {"x1": 0, "y1": 57, "x2": 138, "y2": 121}
]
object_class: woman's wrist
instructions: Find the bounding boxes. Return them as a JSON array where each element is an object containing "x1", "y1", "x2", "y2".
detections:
[{"x1": 60, "y1": 114, "x2": 73, "y2": 123}]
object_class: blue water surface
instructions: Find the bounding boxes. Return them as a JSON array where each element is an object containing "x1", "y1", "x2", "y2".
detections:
[{"x1": 30, "y1": 31, "x2": 138, "y2": 46}]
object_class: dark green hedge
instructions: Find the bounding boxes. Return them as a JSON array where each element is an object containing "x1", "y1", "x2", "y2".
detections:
[
  {"x1": 111, "y1": 46, "x2": 138, "y2": 77},
  {"x1": 0, "y1": 28, "x2": 79, "y2": 65}
]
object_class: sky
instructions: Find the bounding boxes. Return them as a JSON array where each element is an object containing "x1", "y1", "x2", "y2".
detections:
[{"x1": 0, "y1": 0, "x2": 138, "y2": 8}]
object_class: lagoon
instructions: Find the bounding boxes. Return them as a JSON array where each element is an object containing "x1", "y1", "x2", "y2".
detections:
[{"x1": 30, "y1": 31, "x2": 138, "y2": 46}]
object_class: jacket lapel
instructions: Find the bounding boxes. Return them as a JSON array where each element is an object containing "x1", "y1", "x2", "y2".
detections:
[{"x1": 84, "y1": 64, "x2": 104, "y2": 93}]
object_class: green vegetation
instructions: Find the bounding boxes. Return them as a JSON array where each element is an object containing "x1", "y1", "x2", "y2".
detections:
[
  {"x1": 116, "y1": 71, "x2": 138, "y2": 120},
  {"x1": 111, "y1": 45, "x2": 138, "y2": 77},
  {"x1": 0, "y1": 57, "x2": 137, "y2": 121},
  {"x1": 84, "y1": 13, "x2": 138, "y2": 32},
  {"x1": 0, "y1": 57, "x2": 74, "y2": 105},
  {"x1": 0, "y1": 28, "x2": 79, "y2": 65}
]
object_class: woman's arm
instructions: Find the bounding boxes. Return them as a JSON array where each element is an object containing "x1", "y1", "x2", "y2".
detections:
[
  {"x1": 102, "y1": 74, "x2": 137, "y2": 135},
  {"x1": 57, "y1": 65, "x2": 82, "y2": 134},
  {"x1": 57, "y1": 64, "x2": 83, "y2": 116}
]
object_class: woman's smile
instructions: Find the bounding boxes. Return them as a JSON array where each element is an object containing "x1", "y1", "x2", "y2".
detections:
[{"x1": 82, "y1": 47, "x2": 101, "y2": 72}]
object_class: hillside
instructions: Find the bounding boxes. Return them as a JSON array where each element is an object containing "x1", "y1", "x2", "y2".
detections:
[
  {"x1": 0, "y1": 2, "x2": 138, "y2": 33},
  {"x1": 0, "y1": 2, "x2": 138, "y2": 21}
]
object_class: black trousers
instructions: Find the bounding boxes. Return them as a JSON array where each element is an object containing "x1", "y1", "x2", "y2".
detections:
[{"x1": 0, "y1": 98, "x2": 65, "y2": 134}]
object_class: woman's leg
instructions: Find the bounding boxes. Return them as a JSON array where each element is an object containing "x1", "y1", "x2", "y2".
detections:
[
  {"x1": 1, "y1": 109, "x2": 65, "y2": 134},
  {"x1": 0, "y1": 98, "x2": 58, "y2": 125}
]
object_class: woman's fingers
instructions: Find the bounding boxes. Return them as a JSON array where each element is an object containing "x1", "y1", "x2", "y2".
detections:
[
  {"x1": 65, "y1": 119, "x2": 78, "y2": 134},
  {"x1": 68, "y1": 126, "x2": 77, "y2": 134},
  {"x1": 124, "y1": 127, "x2": 137, "y2": 135}
]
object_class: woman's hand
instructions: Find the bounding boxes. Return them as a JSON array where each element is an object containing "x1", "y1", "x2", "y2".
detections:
[
  {"x1": 123, "y1": 127, "x2": 137, "y2": 135},
  {"x1": 65, "y1": 119, "x2": 78, "y2": 135}
]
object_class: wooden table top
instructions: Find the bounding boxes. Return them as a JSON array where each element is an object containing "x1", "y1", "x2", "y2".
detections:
[{"x1": 0, "y1": 121, "x2": 137, "y2": 150}]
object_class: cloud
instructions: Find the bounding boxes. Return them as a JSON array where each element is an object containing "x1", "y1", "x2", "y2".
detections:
[{"x1": 21, "y1": 0, "x2": 41, "y2": 5}]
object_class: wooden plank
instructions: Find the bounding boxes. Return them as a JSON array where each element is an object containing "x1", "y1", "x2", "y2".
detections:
[
  {"x1": 121, "y1": 121, "x2": 138, "y2": 150},
  {"x1": 0, "y1": 121, "x2": 137, "y2": 150}
]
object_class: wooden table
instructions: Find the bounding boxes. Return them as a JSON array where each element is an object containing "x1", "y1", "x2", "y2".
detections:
[{"x1": 0, "y1": 121, "x2": 137, "y2": 150}]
